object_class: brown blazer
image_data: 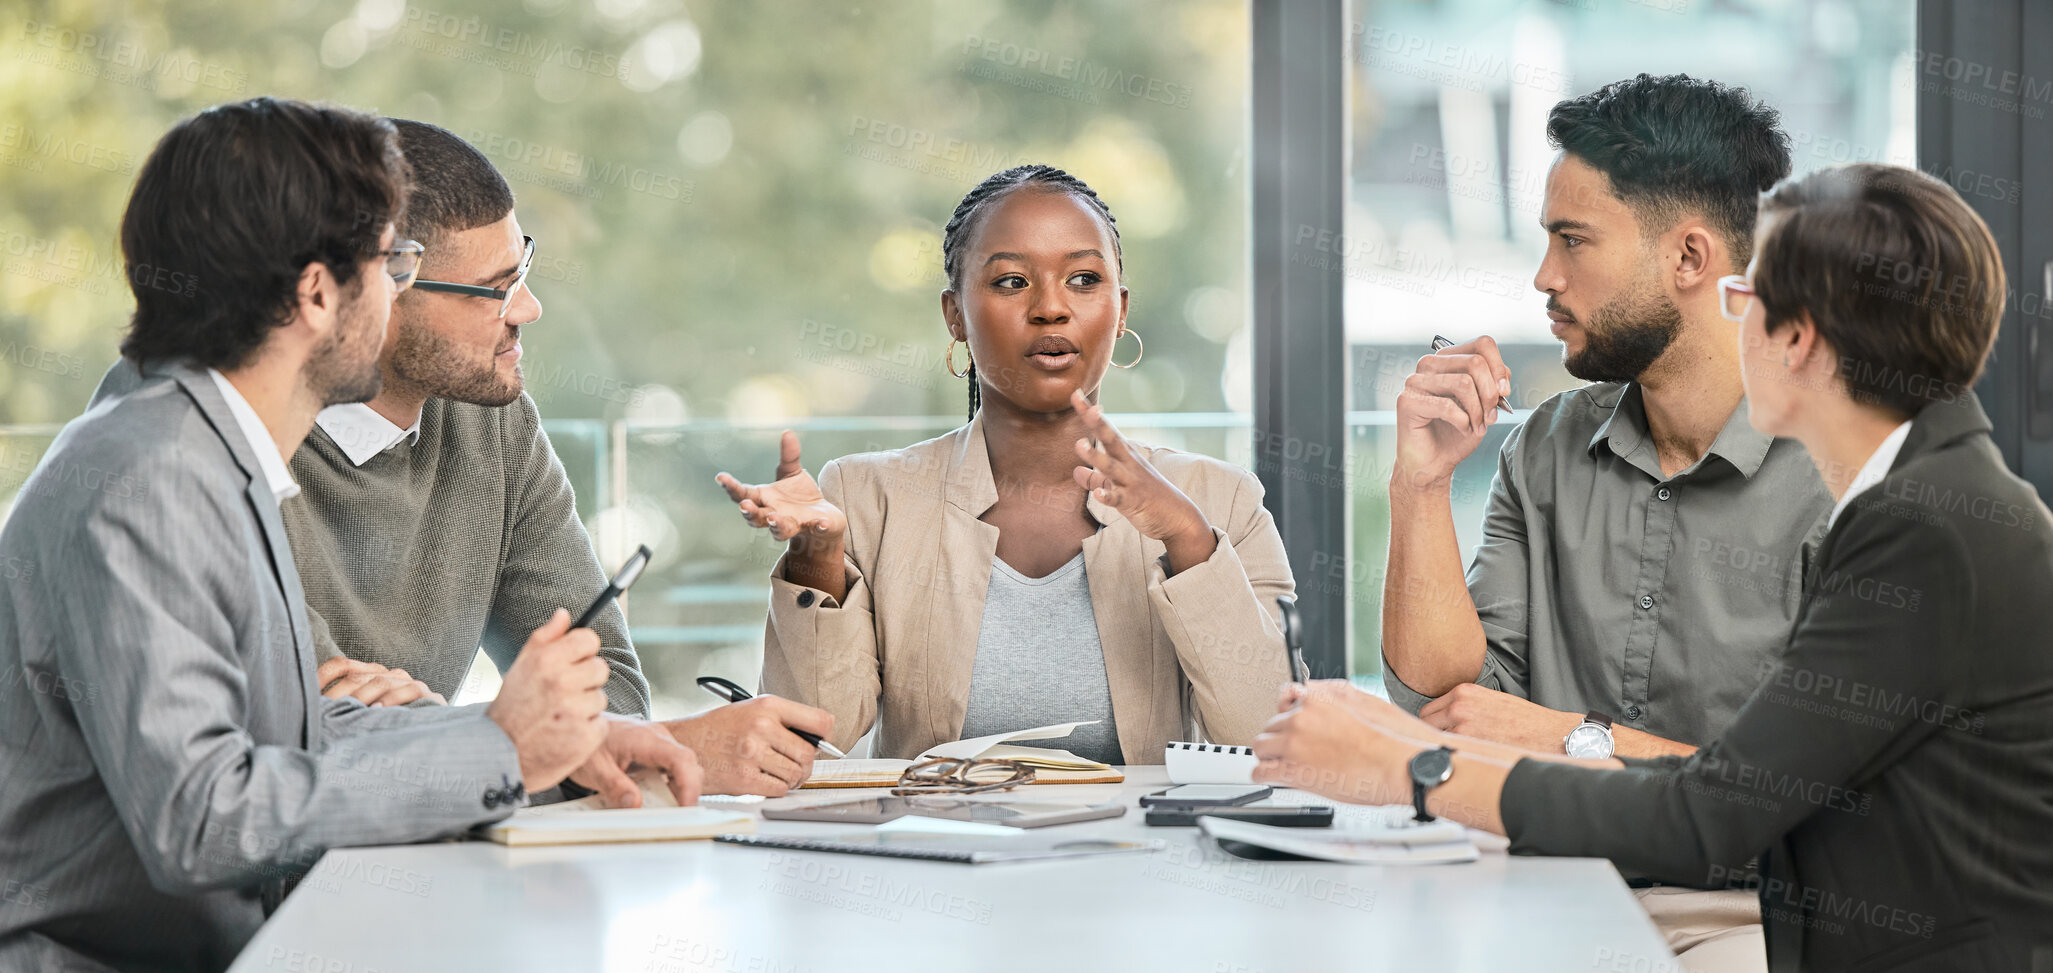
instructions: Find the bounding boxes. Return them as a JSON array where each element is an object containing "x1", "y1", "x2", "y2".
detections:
[{"x1": 759, "y1": 415, "x2": 1296, "y2": 762}]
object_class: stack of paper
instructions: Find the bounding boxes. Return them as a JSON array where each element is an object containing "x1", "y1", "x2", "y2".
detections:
[{"x1": 802, "y1": 722, "x2": 1125, "y2": 788}]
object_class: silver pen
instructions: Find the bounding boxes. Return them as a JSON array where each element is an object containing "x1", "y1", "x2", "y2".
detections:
[{"x1": 1429, "y1": 334, "x2": 1515, "y2": 415}]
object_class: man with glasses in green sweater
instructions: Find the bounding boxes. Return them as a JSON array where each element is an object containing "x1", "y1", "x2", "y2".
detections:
[{"x1": 94, "y1": 119, "x2": 834, "y2": 800}]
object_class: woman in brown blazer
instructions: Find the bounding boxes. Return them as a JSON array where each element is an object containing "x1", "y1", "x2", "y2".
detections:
[{"x1": 718, "y1": 165, "x2": 1294, "y2": 763}]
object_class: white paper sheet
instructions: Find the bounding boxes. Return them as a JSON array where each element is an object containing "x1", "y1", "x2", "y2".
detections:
[{"x1": 918, "y1": 721, "x2": 1101, "y2": 761}]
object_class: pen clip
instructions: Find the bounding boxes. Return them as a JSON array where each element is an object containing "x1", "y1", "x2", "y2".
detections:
[{"x1": 696, "y1": 675, "x2": 753, "y2": 702}]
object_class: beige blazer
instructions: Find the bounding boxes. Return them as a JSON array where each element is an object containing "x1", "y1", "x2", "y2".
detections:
[{"x1": 760, "y1": 414, "x2": 1296, "y2": 763}]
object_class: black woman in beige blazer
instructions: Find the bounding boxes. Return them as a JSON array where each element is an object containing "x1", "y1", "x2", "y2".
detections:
[{"x1": 722, "y1": 165, "x2": 1294, "y2": 762}]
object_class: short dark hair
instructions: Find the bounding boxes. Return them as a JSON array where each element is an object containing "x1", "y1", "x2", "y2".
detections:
[
  {"x1": 388, "y1": 119, "x2": 514, "y2": 248},
  {"x1": 119, "y1": 97, "x2": 409, "y2": 370},
  {"x1": 1548, "y1": 73, "x2": 1791, "y2": 265},
  {"x1": 1753, "y1": 163, "x2": 2004, "y2": 417},
  {"x1": 940, "y1": 164, "x2": 1122, "y2": 421}
]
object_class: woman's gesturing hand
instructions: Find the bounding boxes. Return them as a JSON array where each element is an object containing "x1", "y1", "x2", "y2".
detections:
[
  {"x1": 716, "y1": 430, "x2": 847, "y2": 543},
  {"x1": 1069, "y1": 389, "x2": 1217, "y2": 575},
  {"x1": 715, "y1": 430, "x2": 849, "y2": 600}
]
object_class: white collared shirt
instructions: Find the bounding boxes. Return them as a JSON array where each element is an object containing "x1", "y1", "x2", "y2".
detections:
[
  {"x1": 206, "y1": 369, "x2": 301, "y2": 504},
  {"x1": 1828, "y1": 420, "x2": 1913, "y2": 529},
  {"x1": 315, "y1": 402, "x2": 423, "y2": 467}
]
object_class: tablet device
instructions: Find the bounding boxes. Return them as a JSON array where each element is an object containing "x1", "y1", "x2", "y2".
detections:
[
  {"x1": 761, "y1": 797, "x2": 1126, "y2": 829},
  {"x1": 1137, "y1": 784, "x2": 1273, "y2": 808}
]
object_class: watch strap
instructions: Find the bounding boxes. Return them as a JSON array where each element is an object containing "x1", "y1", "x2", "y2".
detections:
[{"x1": 1584, "y1": 710, "x2": 1613, "y2": 730}]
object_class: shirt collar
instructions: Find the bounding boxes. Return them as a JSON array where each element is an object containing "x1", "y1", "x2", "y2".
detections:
[
  {"x1": 315, "y1": 402, "x2": 423, "y2": 466},
  {"x1": 1586, "y1": 383, "x2": 1776, "y2": 480},
  {"x1": 205, "y1": 369, "x2": 301, "y2": 503},
  {"x1": 1828, "y1": 420, "x2": 1914, "y2": 528}
]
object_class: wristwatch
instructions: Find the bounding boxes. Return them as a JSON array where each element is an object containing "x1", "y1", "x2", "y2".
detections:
[
  {"x1": 1564, "y1": 711, "x2": 1616, "y2": 759},
  {"x1": 1408, "y1": 746, "x2": 1456, "y2": 823}
]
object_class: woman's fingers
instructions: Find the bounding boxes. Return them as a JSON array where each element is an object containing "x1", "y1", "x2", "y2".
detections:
[
  {"x1": 713, "y1": 472, "x2": 758, "y2": 505},
  {"x1": 773, "y1": 430, "x2": 805, "y2": 481},
  {"x1": 1069, "y1": 389, "x2": 1133, "y2": 461}
]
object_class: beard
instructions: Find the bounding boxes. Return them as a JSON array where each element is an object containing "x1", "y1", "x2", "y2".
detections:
[
  {"x1": 387, "y1": 317, "x2": 523, "y2": 408},
  {"x1": 1558, "y1": 267, "x2": 1684, "y2": 384},
  {"x1": 306, "y1": 280, "x2": 385, "y2": 406}
]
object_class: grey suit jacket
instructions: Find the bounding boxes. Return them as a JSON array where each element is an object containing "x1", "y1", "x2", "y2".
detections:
[{"x1": 0, "y1": 360, "x2": 525, "y2": 971}]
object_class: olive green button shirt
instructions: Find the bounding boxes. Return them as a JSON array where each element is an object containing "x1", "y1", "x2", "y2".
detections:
[{"x1": 1384, "y1": 382, "x2": 1833, "y2": 748}]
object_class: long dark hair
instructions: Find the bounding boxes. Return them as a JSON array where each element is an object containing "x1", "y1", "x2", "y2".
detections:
[{"x1": 940, "y1": 165, "x2": 1122, "y2": 422}]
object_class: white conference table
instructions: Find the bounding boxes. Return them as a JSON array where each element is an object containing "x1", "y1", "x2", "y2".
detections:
[{"x1": 231, "y1": 767, "x2": 1677, "y2": 972}]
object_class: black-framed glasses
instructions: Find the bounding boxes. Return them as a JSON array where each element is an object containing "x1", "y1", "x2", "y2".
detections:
[
  {"x1": 890, "y1": 757, "x2": 1035, "y2": 796},
  {"x1": 373, "y1": 240, "x2": 425, "y2": 293},
  {"x1": 413, "y1": 236, "x2": 535, "y2": 317}
]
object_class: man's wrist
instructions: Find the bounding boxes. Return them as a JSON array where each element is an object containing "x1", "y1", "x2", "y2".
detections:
[{"x1": 1389, "y1": 466, "x2": 1454, "y2": 501}]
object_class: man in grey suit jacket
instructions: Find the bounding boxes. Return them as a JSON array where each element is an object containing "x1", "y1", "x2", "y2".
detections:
[{"x1": 0, "y1": 98, "x2": 699, "y2": 971}]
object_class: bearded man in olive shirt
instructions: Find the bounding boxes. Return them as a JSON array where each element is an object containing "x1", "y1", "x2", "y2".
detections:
[{"x1": 1380, "y1": 75, "x2": 1831, "y2": 970}]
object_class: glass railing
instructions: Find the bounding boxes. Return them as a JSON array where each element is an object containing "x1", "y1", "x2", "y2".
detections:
[{"x1": 0, "y1": 409, "x2": 1515, "y2": 717}]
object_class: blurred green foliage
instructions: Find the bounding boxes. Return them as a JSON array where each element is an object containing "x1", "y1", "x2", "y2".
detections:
[{"x1": 0, "y1": 0, "x2": 1249, "y2": 426}]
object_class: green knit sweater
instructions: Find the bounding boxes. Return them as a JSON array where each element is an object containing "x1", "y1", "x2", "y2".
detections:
[{"x1": 281, "y1": 393, "x2": 652, "y2": 717}]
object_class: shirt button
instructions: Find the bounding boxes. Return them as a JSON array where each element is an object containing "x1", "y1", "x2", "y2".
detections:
[
  {"x1": 1638, "y1": 594, "x2": 1655, "y2": 610},
  {"x1": 1656, "y1": 487, "x2": 1672, "y2": 501},
  {"x1": 1625, "y1": 705, "x2": 1643, "y2": 721},
  {"x1": 797, "y1": 590, "x2": 816, "y2": 609}
]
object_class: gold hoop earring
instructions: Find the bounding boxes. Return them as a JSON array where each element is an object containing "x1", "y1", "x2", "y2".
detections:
[
  {"x1": 947, "y1": 339, "x2": 972, "y2": 379},
  {"x1": 1111, "y1": 327, "x2": 1143, "y2": 369}
]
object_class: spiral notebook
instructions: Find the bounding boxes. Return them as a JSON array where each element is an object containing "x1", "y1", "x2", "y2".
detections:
[
  {"x1": 1163, "y1": 741, "x2": 1259, "y2": 785},
  {"x1": 714, "y1": 831, "x2": 1161, "y2": 864}
]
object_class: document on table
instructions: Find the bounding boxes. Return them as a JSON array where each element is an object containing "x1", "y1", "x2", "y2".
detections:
[{"x1": 801, "y1": 721, "x2": 1126, "y2": 788}]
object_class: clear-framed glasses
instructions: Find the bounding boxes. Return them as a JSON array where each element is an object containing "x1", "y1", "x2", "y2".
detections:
[
  {"x1": 413, "y1": 236, "x2": 536, "y2": 318},
  {"x1": 890, "y1": 757, "x2": 1035, "y2": 796},
  {"x1": 373, "y1": 240, "x2": 425, "y2": 293},
  {"x1": 1717, "y1": 274, "x2": 1756, "y2": 322}
]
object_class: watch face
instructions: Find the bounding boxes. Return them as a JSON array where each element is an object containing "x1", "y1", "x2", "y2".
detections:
[
  {"x1": 1565, "y1": 724, "x2": 1613, "y2": 758},
  {"x1": 1409, "y1": 747, "x2": 1454, "y2": 786}
]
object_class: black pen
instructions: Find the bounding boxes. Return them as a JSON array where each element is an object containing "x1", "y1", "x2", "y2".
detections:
[
  {"x1": 696, "y1": 675, "x2": 847, "y2": 758},
  {"x1": 1277, "y1": 595, "x2": 1308, "y2": 683},
  {"x1": 574, "y1": 545, "x2": 652, "y2": 630},
  {"x1": 1429, "y1": 333, "x2": 1516, "y2": 415}
]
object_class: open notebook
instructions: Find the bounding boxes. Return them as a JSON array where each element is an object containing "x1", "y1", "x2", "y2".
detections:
[
  {"x1": 802, "y1": 721, "x2": 1126, "y2": 788},
  {"x1": 481, "y1": 773, "x2": 756, "y2": 846}
]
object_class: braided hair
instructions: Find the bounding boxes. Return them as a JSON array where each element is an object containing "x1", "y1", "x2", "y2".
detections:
[{"x1": 940, "y1": 165, "x2": 1123, "y2": 422}]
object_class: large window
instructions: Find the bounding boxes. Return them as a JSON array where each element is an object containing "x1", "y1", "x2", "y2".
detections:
[
  {"x1": 0, "y1": 0, "x2": 1938, "y2": 707},
  {"x1": 1339, "y1": 0, "x2": 1916, "y2": 678},
  {"x1": 0, "y1": 1, "x2": 1252, "y2": 718}
]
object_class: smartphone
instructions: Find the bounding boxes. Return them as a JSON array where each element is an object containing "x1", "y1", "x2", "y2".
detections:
[
  {"x1": 572, "y1": 545, "x2": 652, "y2": 629},
  {"x1": 1137, "y1": 784, "x2": 1274, "y2": 808},
  {"x1": 1144, "y1": 805, "x2": 1334, "y2": 828},
  {"x1": 762, "y1": 797, "x2": 1127, "y2": 829}
]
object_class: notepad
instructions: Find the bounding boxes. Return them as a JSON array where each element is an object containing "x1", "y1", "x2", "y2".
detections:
[
  {"x1": 483, "y1": 806, "x2": 756, "y2": 846},
  {"x1": 800, "y1": 721, "x2": 1125, "y2": 789},
  {"x1": 482, "y1": 769, "x2": 757, "y2": 846},
  {"x1": 1163, "y1": 741, "x2": 1259, "y2": 784}
]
